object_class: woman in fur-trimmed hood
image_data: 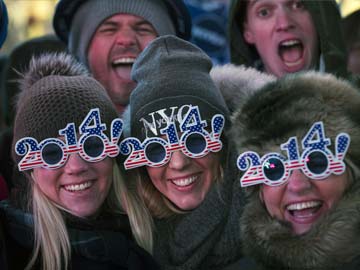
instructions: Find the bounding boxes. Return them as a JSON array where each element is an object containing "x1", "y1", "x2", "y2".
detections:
[{"x1": 231, "y1": 71, "x2": 360, "y2": 270}]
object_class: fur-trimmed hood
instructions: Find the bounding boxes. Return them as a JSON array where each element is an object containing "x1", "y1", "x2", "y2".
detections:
[
  {"x1": 230, "y1": 71, "x2": 360, "y2": 269},
  {"x1": 231, "y1": 71, "x2": 360, "y2": 169},
  {"x1": 210, "y1": 64, "x2": 275, "y2": 114},
  {"x1": 241, "y1": 182, "x2": 360, "y2": 269}
]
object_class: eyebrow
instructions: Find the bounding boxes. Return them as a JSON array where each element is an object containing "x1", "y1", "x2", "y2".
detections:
[{"x1": 247, "y1": 0, "x2": 260, "y2": 9}]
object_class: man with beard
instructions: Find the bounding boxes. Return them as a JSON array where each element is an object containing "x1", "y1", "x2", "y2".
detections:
[{"x1": 53, "y1": 0, "x2": 191, "y2": 114}]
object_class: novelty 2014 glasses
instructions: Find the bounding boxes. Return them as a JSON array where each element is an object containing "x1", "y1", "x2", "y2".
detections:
[
  {"x1": 237, "y1": 122, "x2": 350, "y2": 187},
  {"x1": 15, "y1": 106, "x2": 225, "y2": 171}
]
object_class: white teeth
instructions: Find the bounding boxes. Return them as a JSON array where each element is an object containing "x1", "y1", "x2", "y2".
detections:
[
  {"x1": 64, "y1": 181, "x2": 93, "y2": 192},
  {"x1": 281, "y1": 40, "x2": 300, "y2": 47},
  {"x1": 171, "y1": 176, "x2": 197, "y2": 187},
  {"x1": 113, "y1": 58, "x2": 135, "y2": 65},
  {"x1": 287, "y1": 201, "x2": 321, "y2": 211}
]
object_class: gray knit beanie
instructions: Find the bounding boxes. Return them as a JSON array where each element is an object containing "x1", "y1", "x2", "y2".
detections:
[
  {"x1": 69, "y1": 0, "x2": 176, "y2": 65},
  {"x1": 12, "y1": 52, "x2": 118, "y2": 165},
  {"x1": 127, "y1": 35, "x2": 229, "y2": 141}
]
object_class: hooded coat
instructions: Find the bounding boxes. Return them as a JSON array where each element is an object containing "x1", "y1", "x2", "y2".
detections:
[
  {"x1": 230, "y1": 71, "x2": 360, "y2": 270},
  {"x1": 228, "y1": 0, "x2": 350, "y2": 79},
  {"x1": 148, "y1": 64, "x2": 275, "y2": 270}
]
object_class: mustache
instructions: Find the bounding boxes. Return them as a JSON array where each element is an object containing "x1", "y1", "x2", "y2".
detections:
[{"x1": 110, "y1": 45, "x2": 140, "y2": 59}]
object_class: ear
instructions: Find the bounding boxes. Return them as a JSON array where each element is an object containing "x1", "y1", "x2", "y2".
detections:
[{"x1": 243, "y1": 22, "x2": 255, "y2": 44}]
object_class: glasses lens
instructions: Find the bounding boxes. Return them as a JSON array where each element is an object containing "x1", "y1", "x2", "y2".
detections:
[
  {"x1": 83, "y1": 136, "x2": 104, "y2": 158},
  {"x1": 145, "y1": 142, "x2": 166, "y2": 163},
  {"x1": 185, "y1": 133, "x2": 206, "y2": 154},
  {"x1": 42, "y1": 143, "x2": 63, "y2": 165},
  {"x1": 263, "y1": 157, "x2": 285, "y2": 181},
  {"x1": 306, "y1": 151, "x2": 328, "y2": 174}
]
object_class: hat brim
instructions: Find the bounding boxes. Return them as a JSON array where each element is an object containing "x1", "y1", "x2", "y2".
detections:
[{"x1": 53, "y1": 0, "x2": 192, "y2": 44}]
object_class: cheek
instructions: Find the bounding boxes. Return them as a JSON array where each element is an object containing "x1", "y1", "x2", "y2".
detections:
[
  {"x1": 87, "y1": 37, "x2": 109, "y2": 68},
  {"x1": 139, "y1": 35, "x2": 157, "y2": 50},
  {"x1": 146, "y1": 167, "x2": 165, "y2": 187},
  {"x1": 32, "y1": 168, "x2": 60, "y2": 199},
  {"x1": 301, "y1": 14, "x2": 318, "y2": 44},
  {"x1": 261, "y1": 185, "x2": 284, "y2": 217},
  {"x1": 317, "y1": 174, "x2": 349, "y2": 207}
]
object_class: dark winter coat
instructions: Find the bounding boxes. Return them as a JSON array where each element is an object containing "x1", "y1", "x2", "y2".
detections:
[
  {"x1": 0, "y1": 219, "x2": 8, "y2": 270},
  {"x1": 0, "y1": 200, "x2": 159, "y2": 270}
]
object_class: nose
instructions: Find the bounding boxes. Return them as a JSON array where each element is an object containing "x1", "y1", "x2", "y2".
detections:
[
  {"x1": 168, "y1": 151, "x2": 191, "y2": 170},
  {"x1": 64, "y1": 154, "x2": 89, "y2": 175},
  {"x1": 114, "y1": 28, "x2": 136, "y2": 47},
  {"x1": 275, "y1": 7, "x2": 295, "y2": 31},
  {"x1": 286, "y1": 169, "x2": 312, "y2": 194}
]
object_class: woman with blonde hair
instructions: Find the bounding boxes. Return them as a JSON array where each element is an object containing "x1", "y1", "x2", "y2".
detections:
[
  {"x1": 0, "y1": 52, "x2": 158, "y2": 270},
  {"x1": 121, "y1": 35, "x2": 275, "y2": 269}
]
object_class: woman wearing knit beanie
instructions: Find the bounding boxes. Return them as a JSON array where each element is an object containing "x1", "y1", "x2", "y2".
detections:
[
  {"x1": 121, "y1": 35, "x2": 274, "y2": 269},
  {"x1": 0, "y1": 52, "x2": 158, "y2": 270},
  {"x1": 232, "y1": 71, "x2": 360, "y2": 269}
]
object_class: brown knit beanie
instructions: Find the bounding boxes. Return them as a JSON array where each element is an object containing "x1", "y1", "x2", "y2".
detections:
[{"x1": 12, "y1": 52, "x2": 118, "y2": 166}]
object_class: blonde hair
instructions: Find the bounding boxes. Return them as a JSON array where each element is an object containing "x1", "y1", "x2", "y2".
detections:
[
  {"x1": 133, "y1": 153, "x2": 224, "y2": 219},
  {"x1": 27, "y1": 161, "x2": 153, "y2": 270}
]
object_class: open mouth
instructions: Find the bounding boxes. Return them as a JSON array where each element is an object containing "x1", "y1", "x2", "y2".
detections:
[
  {"x1": 286, "y1": 200, "x2": 322, "y2": 218},
  {"x1": 278, "y1": 39, "x2": 304, "y2": 68},
  {"x1": 63, "y1": 181, "x2": 93, "y2": 193},
  {"x1": 112, "y1": 57, "x2": 136, "y2": 79}
]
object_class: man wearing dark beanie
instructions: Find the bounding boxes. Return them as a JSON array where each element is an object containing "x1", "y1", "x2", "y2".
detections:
[{"x1": 53, "y1": 0, "x2": 191, "y2": 115}]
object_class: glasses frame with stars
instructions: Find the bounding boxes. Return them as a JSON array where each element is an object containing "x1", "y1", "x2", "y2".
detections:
[
  {"x1": 15, "y1": 108, "x2": 123, "y2": 171},
  {"x1": 237, "y1": 121, "x2": 351, "y2": 187},
  {"x1": 120, "y1": 106, "x2": 225, "y2": 169}
]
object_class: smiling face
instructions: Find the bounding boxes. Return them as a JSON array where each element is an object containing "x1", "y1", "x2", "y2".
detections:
[
  {"x1": 146, "y1": 151, "x2": 220, "y2": 211},
  {"x1": 243, "y1": 0, "x2": 319, "y2": 77},
  {"x1": 260, "y1": 169, "x2": 349, "y2": 235},
  {"x1": 33, "y1": 154, "x2": 113, "y2": 218},
  {"x1": 87, "y1": 14, "x2": 158, "y2": 114}
]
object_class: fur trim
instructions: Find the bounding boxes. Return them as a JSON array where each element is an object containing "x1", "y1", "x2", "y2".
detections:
[
  {"x1": 210, "y1": 64, "x2": 275, "y2": 113},
  {"x1": 122, "y1": 105, "x2": 131, "y2": 137},
  {"x1": 230, "y1": 71, "x2": 360, "y2": 169},
  {"x1": 241, "y1": 183, "x2": 360, "y2": 269}
]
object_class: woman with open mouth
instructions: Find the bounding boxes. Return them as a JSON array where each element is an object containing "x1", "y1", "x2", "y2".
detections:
[
  {"x1": 0, "y1": 52, "x2": 158, "y2": 270},
  {"x1": 232, "y1": 71, "x2": 360, "y2": 269}
]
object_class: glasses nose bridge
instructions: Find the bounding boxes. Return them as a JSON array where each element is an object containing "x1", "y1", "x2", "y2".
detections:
[
  {"x1": 168, "y1": 150, "x2": 191, "y2": 170},
  {"x1": 64, "y1": 152, "x2": 89, "y2": 174},
  {"x1": 286, "y1": 169, "x2": 312, "y2": 192}
]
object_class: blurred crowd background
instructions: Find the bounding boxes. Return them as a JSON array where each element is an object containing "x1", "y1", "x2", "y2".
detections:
[{"x1": 1, "y1": 0, "x2": 360, "y2": 55}]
